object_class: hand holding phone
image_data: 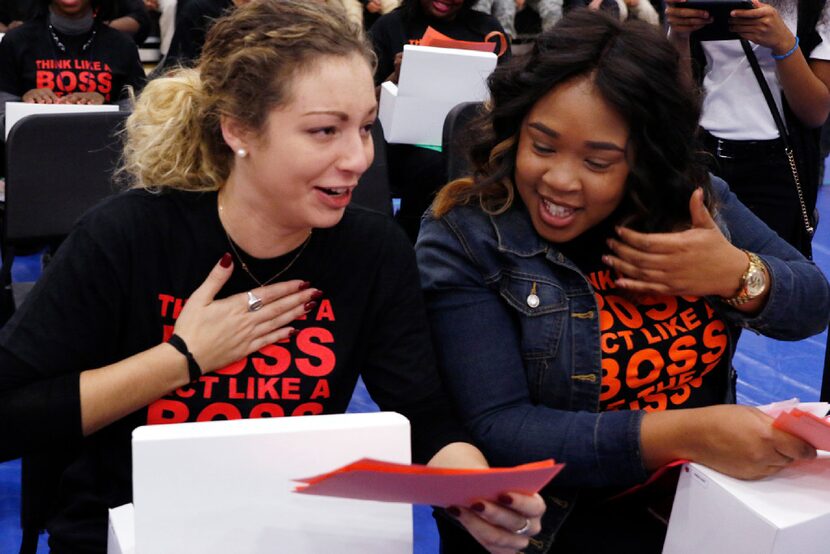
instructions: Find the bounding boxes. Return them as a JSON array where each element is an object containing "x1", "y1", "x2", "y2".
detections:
[{"x1": 667, "y1": 0, "x2": 753, "y2": 42}]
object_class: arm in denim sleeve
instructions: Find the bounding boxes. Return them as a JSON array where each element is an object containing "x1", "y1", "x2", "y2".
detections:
[
  {"x1": 416, "y1": 214, "x2": 648, "y2": 488},
  {"x1": 710, "y1": 177, "x2": 830, "y2": 338}
]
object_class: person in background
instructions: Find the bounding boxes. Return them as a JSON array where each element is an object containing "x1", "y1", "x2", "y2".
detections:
[
  {"x1": 159, "y1": 0, "x2": 243, "y2": 69},
  {"x1": 417, "y1": 10, "x2": 829, "y2": 553},
  {"x1": 98, "y1": 0, "x2": 152, "y2": 43},
  {"x1": 0, "y1": 0, "x2": 145, "y2": 115},
  {"x1": 0, "y1": 0, "x2": 35, "y2": 32},
  {"x1": 666, "y1": 0, "x2": 830, "y2": 259},
  {"x1": 330, "y1": 0, "x2": 400, "y2": 28},
  {"x1": 143, "y1": 0, "x2": 177, "y2": 56},
  {"x1": 0, "y1": 2, "x2": 544, "y2": 552},
  {"x1": 472, "y1": 0, "x2": 625, "y2": 38},
  {"x1": 370, "y1": 0, "x2": 511, "y2": 242}
]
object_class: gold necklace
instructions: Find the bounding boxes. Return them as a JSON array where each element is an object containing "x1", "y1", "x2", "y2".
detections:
[{"x1": 218, "y1": 202, "x2": 312, "y2": 288}]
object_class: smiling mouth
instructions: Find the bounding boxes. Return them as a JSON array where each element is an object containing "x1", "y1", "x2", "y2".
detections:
[
  {"x1": 316, "y1": 187, "x2": 351, "y2": 197},
  {"x1": 542, "y1": 198, "x2": 576, "y2": 218}
]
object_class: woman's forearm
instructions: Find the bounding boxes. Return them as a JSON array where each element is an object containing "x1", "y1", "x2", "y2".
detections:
[
  {"x1": 79, "y1": 343, "x2": 190, "y2": 436},
  {"x1": 776, "y1": 54, "x2": 830, "y2": 128}
]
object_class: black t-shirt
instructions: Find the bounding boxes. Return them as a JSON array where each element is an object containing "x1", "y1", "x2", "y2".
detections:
[
  {"x1": 559, "y1": 226, "x2": 728, "y2": 414},
  {"x1": 0, "y1": 17, "x2": 146, "y2": 102},
  {"x1": 0, "y1": 189, "x2": 467, "y2": 553},
  {"x1": 369, "y1": 7, "x2": 510, "y2": 85}
]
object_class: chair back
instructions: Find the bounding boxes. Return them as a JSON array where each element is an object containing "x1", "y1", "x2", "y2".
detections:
[
  {"x1": 442, "y1": 101, "x2": 483, "y2": 182},
  {"x1": 353, "y1": 122, "x2": 392, "y2": 215},
  {"x1": 4, "y1": 111, "x2": 128, "y2": 242}
]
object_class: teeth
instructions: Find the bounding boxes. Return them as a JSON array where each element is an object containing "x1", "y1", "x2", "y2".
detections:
[
  {"x1": 321, "y1": 187, "x2": 347, "y2": 196},
  {"x1": 542, "y1": 198, "x2": 574, "y2": 218}
]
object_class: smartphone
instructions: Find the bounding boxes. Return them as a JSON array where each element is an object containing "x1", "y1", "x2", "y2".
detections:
[{"x1": 676, "y1": 0, "x2": 754, "y2": 41}]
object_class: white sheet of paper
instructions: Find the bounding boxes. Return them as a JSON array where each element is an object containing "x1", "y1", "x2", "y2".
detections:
[{"x1": 5, "y1": 101, "x2": 118, "y2": 139}]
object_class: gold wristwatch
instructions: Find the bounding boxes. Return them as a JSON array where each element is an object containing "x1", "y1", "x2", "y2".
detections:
[{"x1": 722, "y1": 251, "x2": 767, "y2": 307}]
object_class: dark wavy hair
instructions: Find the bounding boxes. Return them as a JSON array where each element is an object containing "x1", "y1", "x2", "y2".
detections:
[{"x1": 433, "y1": 9, "x2": 712, "y2": 233}]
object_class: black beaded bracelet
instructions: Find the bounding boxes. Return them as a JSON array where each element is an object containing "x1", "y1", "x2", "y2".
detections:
[{"x1": 167, "y1": 334, "x2": 202, "y2": 382}]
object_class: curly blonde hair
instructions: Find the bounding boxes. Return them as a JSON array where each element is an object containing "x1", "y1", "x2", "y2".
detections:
[{"x1": 121, "y1": 0, "x2": 375, "y2": 191}]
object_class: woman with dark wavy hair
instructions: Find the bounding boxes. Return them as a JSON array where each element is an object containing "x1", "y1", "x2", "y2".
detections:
[{"x1": 417, "y1": 9, "x2": 829, "y2": 552}]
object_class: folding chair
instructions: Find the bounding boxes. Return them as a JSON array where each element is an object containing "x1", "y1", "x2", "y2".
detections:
[
  {"x1": 441, "y1": 101, "x2": 484, "y2": 182},
  {"x1": 1, "y1": 111, "x2": 128, "y2": 322}
]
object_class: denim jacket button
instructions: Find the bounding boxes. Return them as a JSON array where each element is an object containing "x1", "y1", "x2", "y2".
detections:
[{"x1": 527, "y1": 293, "x2": 540, "y2": 308}]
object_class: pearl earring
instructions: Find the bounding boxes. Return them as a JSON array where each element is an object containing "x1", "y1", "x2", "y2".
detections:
[{"x1": 236, "y1": 148, "x2": 248, "y2": 158}]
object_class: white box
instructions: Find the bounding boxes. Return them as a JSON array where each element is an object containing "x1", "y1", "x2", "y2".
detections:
[
  {"x1": 663, "y1": 456, "x2": 830, "y2": 554},
  {"x1": 5, "y1": 101, "x2": 118, "y2": 139},
  {"x1": 107, "y1": 504, "x2": 135, "y2": 554},
  {"x1": 378, "y1": 45, "x2": 496, "y2": 146},
  {"x1": 114, "y1": 412, "x2": 412, "y2": 554}
]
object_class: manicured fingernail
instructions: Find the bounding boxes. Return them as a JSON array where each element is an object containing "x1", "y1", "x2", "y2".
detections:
[
  {"x1": 289, "y1": 328, "x2": 298, "y2": 337},
  {"x1": 298, "y1": 281, "x2": 312, "y2": 291},
  {"x1": 311, "y1": 290, "x2": 324, "y2": 300},
  {"x1": 220, "y1": 253, "x2": 232, "y2": 268},
  {"x1": 471, "y1": 502, "x2": 485, "y2": 513},
  {"x1": 497, "y1": 494, "x2": 513, "y2": 506},
  {"x1": 304, "y1": 301, "x2": 317, "y2": 312},
  {"x1": 446, "y1": 506, "x2": 461, "y2": 518}
]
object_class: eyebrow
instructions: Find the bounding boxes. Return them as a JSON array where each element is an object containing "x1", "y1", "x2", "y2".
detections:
[
  {"x1": 528, "y1": 121, "x2": 625, "y2": 153},
  {"x1": 303, "y1": 107, "x2": 378, "y2": 120}
]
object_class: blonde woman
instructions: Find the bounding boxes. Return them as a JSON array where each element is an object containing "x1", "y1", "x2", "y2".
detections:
[{"x1": 0, "y1": 2, "x2": 543, "y2": 552}]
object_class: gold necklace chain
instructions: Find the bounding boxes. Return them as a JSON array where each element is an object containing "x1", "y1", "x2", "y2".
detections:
[{"x1": 218, "y1": 202, "x2": 312, "y2": 288}]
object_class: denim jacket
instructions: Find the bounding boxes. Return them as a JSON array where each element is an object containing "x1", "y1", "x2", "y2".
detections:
[{"x1": 416, "y1": 177, "x2": 830, "y2": 553}]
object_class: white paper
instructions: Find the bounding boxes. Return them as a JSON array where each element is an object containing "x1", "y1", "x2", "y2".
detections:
[
  {"x1": 5, "y1": 101, "x2": 118, "y2": 139},
  {"x1": 378, "y1": 45, "x2": 496, "y2": 146}
]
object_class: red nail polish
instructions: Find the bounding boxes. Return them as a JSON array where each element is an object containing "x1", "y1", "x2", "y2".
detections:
[
  {"x1": 289, "y1": 329, "x2": 298, "y2": 337},
  {"x1": 304, "y1": 301, "x2": 317, "y2": 312},
  {"x1": 220, "y1": 253, "x2": 232, "y2": 268},
  {"x1": 446, "y1": 506, "x2": 461, "y2": 518},
  {"x1": 471, "y1": 502, "x2": 485, "y2": 513},
  {"x1": 497, "y1": 494, "x2": 513, "y2": 506},
  {"x1": 311, "y1": 290, "x2": 323, "y2": 300},
  {"x1": 298, "y1": 281, "x2": 312, "y2": 291}
]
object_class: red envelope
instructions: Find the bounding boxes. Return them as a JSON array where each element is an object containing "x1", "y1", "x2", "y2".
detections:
[
  {"x1": 773, "y1": 408, "x2": 830, "y2": 451},
  {"x1": 294, "y1": 458, "x2": 562, "y2": 507},
  {"x1": 416, "y1": 26, "x2": 509, "y2": 57}
]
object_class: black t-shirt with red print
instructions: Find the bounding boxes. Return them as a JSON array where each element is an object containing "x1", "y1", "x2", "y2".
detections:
[
  {"x1": 559, "y1": 226, "x2": 729, "y2": 415},
  {"x1": 0, "y1": 16, "x2": 145, "y2": 102},
  {"x1": 0, "y1": 189, "x2": 467, "y2": 553}
]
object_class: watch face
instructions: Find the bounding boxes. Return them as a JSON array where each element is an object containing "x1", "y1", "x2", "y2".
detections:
[{"x1": 745, "y1": 266, "x2": 766, "y2": 297}]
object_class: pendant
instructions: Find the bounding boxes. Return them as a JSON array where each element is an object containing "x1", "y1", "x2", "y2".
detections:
[
  {"x1": 526, "y1": 293, "x2": 540, "y2": 308},
  {"x1": 526, "y1": 282, "x2": 540, "y2": 308}
]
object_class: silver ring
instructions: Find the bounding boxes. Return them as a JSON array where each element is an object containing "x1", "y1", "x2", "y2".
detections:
[
  {"x1": 513, "y1": 518, "x2": 531, "y2": 536},
  {"x1": 247, "y1": 291, "x2": 263, "y2": 312}
]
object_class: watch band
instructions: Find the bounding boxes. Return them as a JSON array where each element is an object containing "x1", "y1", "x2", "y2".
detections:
[{"x1": 722, "y1": 251, "x2": 766, "y2": 307}]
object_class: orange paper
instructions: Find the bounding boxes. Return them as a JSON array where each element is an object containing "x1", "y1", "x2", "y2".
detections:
[
  {"x1": 773, "y1": 408, "x2": 830, "y2": 451},
  {"x1": 294, "y1": 458, "x2": 562, "y2": 507},
  {"x1": 415, "y1": 27, "x2": 509, "y2": 57}
]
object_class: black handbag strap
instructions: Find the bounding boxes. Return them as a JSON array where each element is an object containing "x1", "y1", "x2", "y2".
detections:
[
  {"x1": 739, "y1": 39, "x2": 792, "y2": 148},
  {"x1": 739, "y1": 39, "x2": 815, "y2": 238}
]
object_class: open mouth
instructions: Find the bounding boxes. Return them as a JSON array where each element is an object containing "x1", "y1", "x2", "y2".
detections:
[
  {"x1": 316, "y1": 187, "x2": 350, "y2": 197},
  {"x1": 542, "y1": 198, "x2": 576, "y2": 218}
]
